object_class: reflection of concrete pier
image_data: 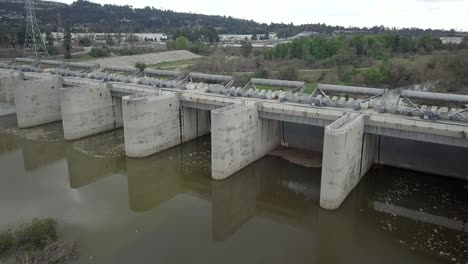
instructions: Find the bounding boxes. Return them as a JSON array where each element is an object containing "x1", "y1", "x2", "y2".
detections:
[
  {"x1": 2, "y1": 61, "x2": 468, "y2": 210},
  {"x1": 127, "y1": 147, "x2": 182, "y2": 212},
  {"x1": 66, "y1": 142, "x2": 125, "y2": 189}
]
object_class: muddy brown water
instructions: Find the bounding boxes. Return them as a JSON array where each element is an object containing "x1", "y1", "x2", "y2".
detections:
[{"x1": 0, "y1": 115, "x2": 466, "y2": 264}]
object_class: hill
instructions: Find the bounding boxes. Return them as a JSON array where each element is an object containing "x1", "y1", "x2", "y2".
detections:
[{"x1": 0, "y1": 0, "x2": 465, "y2": 38}]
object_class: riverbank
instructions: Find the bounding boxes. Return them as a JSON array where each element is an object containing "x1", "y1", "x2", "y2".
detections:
[{"x1": 0, "y1": 219, "x2": 78, "y2": 264}]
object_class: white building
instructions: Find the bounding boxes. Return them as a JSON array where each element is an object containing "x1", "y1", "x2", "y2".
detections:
[
  {"x1": 440, "y1": 37, "x2": 463, "y2": 44},
  {"x1": 49, "y1": 32, "x2": 168, "y2": 44}
]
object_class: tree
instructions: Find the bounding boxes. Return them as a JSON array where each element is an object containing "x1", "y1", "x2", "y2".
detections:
[
  {"x1": 174, "y1": 36, "x2": 189, "y2": 50},
  {"x1": 277, "y1": 65, "x2": 299, "y2": 81},
  {"x1": 240, "y1": 38, "x2": 253, "y2": 57},
  {"x1": 8, "y1": 32, "x2": 16, "y2": 48},
  {"x1": 16, "y1": 29, "x2": 25, "y2": 47},
  {"x1": 63, "y1": 28, "x2": 72, "y2": 59},
  {"x1": 135, "y1": 62, "x2": 147, "y2": 72},
  {"x1": 78, "y1": 37, "x2": 92, "y2": 47},
  {"x1": 105, "y1": 34, "x2": 114, "y2": 46},
  {"x1": 251, "y1": 33, "x2": 257, "y2": 41},
  {"x1": 127, "y1": 34, "x2": 139, "y2": 45},
  {"x1": 333, "y1": 47, "x2": 357, "y2": 81}
]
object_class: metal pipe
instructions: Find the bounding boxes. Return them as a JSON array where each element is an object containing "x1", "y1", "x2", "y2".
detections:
[
  {"x1": 15, "y1": 58, "x2": 38, "y2": 63},
  {"x1": 38, "y1": 59, "x2": 65, "y2": 66},
  {"x1": 66, "y1": 62, "x2": 98, "y2": 69},
  {"x1": 251, "y1": 78, "x2": 305, "y2": 88},
  {"x1": 104, "y1": 66, "x2": 139, "y2": 73},
  {"x1": 188, "y1": 72, "x2": 234, "y2": 82},
  {"x1": 401, "y1": 90, "x2": 468, "y2": 104},
  {"x1": 318, "y1": 84, "x2": 384, "y2": 96},
  {"x1": 144, "y1": 68, "x2": 181, "y2": 77}
]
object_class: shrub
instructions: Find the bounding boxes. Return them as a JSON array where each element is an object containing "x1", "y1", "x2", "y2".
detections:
[
  {"x1": 89, "y1": 47, "x2": 109, "y2": 58},
  {"x1": 253, "y1": 68, "x2": 270, "y2": 79},
  {"x1": 16, "y1": 218, "x2": 58, "y2": 250},
  {"x1": 0, "y1": 231, "x2": 14, "y2": 256},
  {"x1": 277, "y1": 65, "x2": 299, "y2": 81},
  {"x1": 47, "y1": 46, "x2": 60, "y2": 56},
  {"x1": 135, "y1": 62, "x2": 147, "y2": 72},
  {"x1": 175, "y1": 36, "x2": 189, "y2": 50}
]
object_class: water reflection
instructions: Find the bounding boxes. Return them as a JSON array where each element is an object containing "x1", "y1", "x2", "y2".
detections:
[
  {"x1": 0, "y1": 115, "x2": 466, "y2": 264},
  {"x1": 66, "y1": 143, "x2": 125, "y2": 188},
  {"x1": 127, "y1": 148, "x2": 182, "y2": 212}
]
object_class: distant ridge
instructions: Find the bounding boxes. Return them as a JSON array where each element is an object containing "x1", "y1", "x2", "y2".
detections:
[{"x1": 0, "y1": 0, "x2": 464, "y2": 37}]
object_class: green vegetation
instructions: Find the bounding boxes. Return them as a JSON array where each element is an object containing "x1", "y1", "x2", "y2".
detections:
[
  {"x1": 135, "y1": 62, "x2": 148, "y2": 72},
  {"x1": 0, "y1": 231, "x2": 14, "y2": 257},
  {"x1": 0, "y1": 218, "x2": 57, "y2": 259},
  {"x1": 241, "y1": 39, "x2": 253, "y2": 57},
  {"x1": 0, "y1": 218, "x2": 79, "y2": 263},
  {"x1": 174, "y1": 36, "x2": 190, "y2": 50},
  {"x1": 265, "y1": 34, "x2": 447, "y2": 61},
  {"x1": 277, "y1": 65, "x2": 299, "y2": 81},
  {"x1": 63, "y1": 28, "x2": 72, "y2": 59},
  {"x1": 89, "y1": 47, "x2": 110, "y2": 58},
  {"x1": 16, "y1": 218, "x2": 58, "y2": 251},
  {"x1": 150, "y1": 58, "x2": 202, "y2": 71},
  {"x1": 172, "y1": 27, "x2": 219, "y2": 43}
]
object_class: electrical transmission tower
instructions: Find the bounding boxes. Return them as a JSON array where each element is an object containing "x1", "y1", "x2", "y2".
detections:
[{"x1": 24, "y1": 0, "x2": 48, "y2": 60}]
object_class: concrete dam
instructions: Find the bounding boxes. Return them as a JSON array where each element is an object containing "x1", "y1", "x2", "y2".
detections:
[{"x1": 1, "y1": 58, "x2": 467, "y2": 210}]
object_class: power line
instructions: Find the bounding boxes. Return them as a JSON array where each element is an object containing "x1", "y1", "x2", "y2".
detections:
[{"x1": 24, "y1": 0, "x2": 48, "y2": 60}]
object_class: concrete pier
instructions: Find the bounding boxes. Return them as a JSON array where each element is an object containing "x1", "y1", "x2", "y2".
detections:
[
  {"x1": 122, "y1": 92, "x2": 211, "y2": 158},
  {"x1": 211, "y1": 103, "x2": 281, "y2": 180},
  {"x1": 123, "y1": 93, "x2": 181, "y2": 158},
  {"x1": 60, "y1": 84, "x2": 121, "y2": 140},
  {"x1": 0, "y1": 74, "x2": 22, "y2": 116},
  {"x1": 14, "y1": 77, "x2": 63, "y2": 128},
  {"x1": 320, "y1": 114, "x2": 375, "y2": 210}
]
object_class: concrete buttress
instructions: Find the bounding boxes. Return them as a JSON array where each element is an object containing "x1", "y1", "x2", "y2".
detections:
[
  {"x1": 122, "y1": 93, "x2": 181, "y2": 158},
  {"x1": 211, "y1": 103, "x2": 280, "y2": 180},
  {"x1": 320, "y1": 113, "x2": 375, "y2": 210},
  {"x1": 14, "y1": 77, "x2": 63, "y2": 128},
  {"x1": 60, "y1": 84, "x2": 120, "y2": 140}
]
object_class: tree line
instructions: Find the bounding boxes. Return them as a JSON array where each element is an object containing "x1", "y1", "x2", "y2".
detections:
[{"x1": 264, "y1": 34, "x2": 467, "y2": 61}]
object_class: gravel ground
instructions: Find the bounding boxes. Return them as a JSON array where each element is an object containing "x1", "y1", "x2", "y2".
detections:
[{"x1": 88, "y1": 50, "x2": 201, "y2": 67}]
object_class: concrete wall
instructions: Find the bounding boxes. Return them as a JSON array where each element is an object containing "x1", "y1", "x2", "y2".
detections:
[
  {"x1": 378, "y1": 136, "x2": 468, "y2": 181},
  {"x1": 211, "y1": 103, "x2": 281, "y2": 180},
  {"x1": 60, "y1": 84, "x2": 120, "y2": 140},
  {"x1": 281, "y1": 122, "x2": 324, "y2": 152},
  {"x1": 181, "y1": 107, "x2": 210, "y2": 142},
  {"x1": 320, "y1": 114, "x2": 373, "y2": 210},
  {"x1": 113, "y1": 97, "x2": 123, "y2": 128},
  {"x1": 14, "y1": 78, "x2": 63, "y2": 128},
  {"x1": 0, "y1": 75, "x2": 22, "y2": 116},
  {"x1": 123, "y1": 93, "x2": 181, "y2": 158}
]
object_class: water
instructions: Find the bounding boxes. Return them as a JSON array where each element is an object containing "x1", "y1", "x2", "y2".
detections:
[{"x1": 0, "y1": 115, "x2": 467, "y2": 264}]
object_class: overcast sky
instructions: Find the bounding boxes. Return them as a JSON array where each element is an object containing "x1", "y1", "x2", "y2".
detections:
[{"x1": 54, "y1": 0, "x2": 468, "y2": 31}]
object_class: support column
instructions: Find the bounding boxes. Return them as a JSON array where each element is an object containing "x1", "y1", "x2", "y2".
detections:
[
  {"x1": 123, "y1": 93, "x2": 181, "y2": 158},
  {"x1": 14, "y1": 77, "x2": 63, "y2": 128},
  {"x1": 211, "y1": 103, "x2": 280, "y2": 180},
  {"x1": 60, "y1": 84, "x2": 119, "y2": 140},
  {"x1": 320, "y1": 113, "x2": 374, "y2": 210},
  {"x1": 0, "y1": 74, "x2": 22, "y2": 116}
]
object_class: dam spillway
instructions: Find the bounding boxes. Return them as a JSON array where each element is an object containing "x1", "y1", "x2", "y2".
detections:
[{"x1": 1, "y1": 58, "x2": 467, "y2": 210}]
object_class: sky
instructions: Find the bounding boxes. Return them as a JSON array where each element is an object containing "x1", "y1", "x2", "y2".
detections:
[{"x1": 52, "y1": 0, "x2": 468, "y2": 31}]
